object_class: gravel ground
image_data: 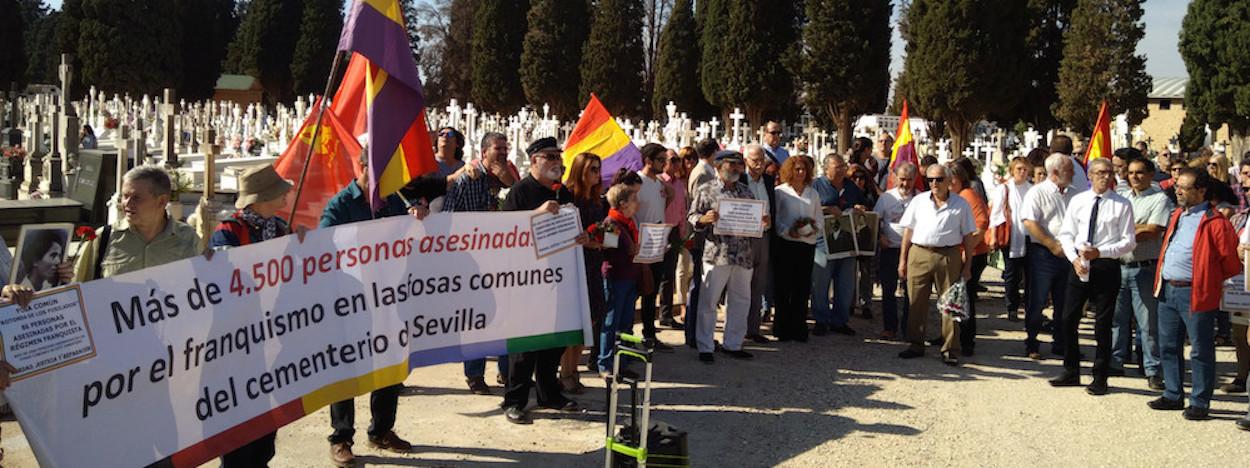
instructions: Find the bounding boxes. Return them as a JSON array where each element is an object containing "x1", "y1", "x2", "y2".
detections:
[{"x1": 2, "y1": 267, "x2": 1245, "y2": 467}]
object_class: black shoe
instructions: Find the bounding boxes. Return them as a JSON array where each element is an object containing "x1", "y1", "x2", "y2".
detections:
[
  {"x1": 1147, "y1": 396, "x2": 1184, "y2": 411},
  {"x1": 1236, "y1": 417, "x2": 1250, "y2": 431},
  {"x1": 1107, "y1": 367, "x2": 1126, "y2": 377},
  {"x1": 1085, "y1": 379, "x2": 1109, "y2": 396},
  {"x1": 941, "y1": 352, "x2": 959, "y2": 366},
  {"x1": 747, "y1": 334, "x2": 774, "y2": 344},
  {"x1": 1007, "y1": 312, "x2": 1021, "y2": 322},
  {"x1": 831, "y1": 325, "x2": 856, "y2": 336},
  {"x1": 1049, "y1": 371, "x2": 1081, "y2": 387},
  {"x1": 811, "y1": 324, "x2": 830, "y2": 336},
  {"x1": 898, "y1": 348, "x2": 924, "y2": 359},
  {"x1": 928, "y1": 337, "x2": 943, "y2": 346},
  {"x1": 1220, "y1": 379, "x2": 1247, "y2": 394},
  {"x1": 466, "y1": 377, "x2": 491, "y2": 395},
  {"x1": 659, "y1": 318, "x2": 685, "y2": 330},
  {"x1": 647, "y1": 339, "x2": 675, "y2": 353},
  {"x1": 504, "y1": 406, "x2": 531, "y2": 424},
  {"x1": 698, "y1": 352, "x2": 714, "y2": 363},
  {"x1": 725, "y1": 349, "x2": 754, "y2": 360},
  {"x1": 541, "y1": 400, "x2": 582, "y2": 412},
  {"x1": 1147, "y1": 375, "x2": 1165, "y2": 391},
  {"x1": 1182, "y1": 406, "x2": 1210, "y2": 421}
]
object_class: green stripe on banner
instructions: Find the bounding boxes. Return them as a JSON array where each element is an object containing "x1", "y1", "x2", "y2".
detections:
[{"x1": 506, "y1": 330, "x2": 585, "y2": 353}]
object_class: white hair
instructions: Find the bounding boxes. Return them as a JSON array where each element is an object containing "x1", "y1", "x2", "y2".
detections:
[
  {"x1": 1044, "y1": 153, "x2": 1071, "y2": 175},
  {"x1": 1087, "y1": 158, "x2": 1112, "y2": 173},
  {"x1": 743, "y1": 143, "x2": 766, "y2": 161}
]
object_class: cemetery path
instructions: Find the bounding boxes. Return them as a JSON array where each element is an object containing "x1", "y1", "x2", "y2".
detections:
[{"x1": 1, "y1": 267, "x2": 1243, "y2": 467}]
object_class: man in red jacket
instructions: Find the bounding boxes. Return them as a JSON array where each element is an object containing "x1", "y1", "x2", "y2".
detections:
[{"x1": 1150, "y1": 168, "x2": 1240, "y2": 420}]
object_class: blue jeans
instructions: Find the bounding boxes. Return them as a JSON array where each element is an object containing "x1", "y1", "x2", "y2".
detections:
[
  {"x1": 1025, "y1": 243, "x2": 1069, "y2": 353},
  {"x1": 812, "y1": 256, "x2": 855, "y2": 327},
  {"x1": 1157, "y1": 284, "x2": 1217, "y2": 408},
  {"x1": 1111, "y1": 263, "x2": 1160, "y2": 376},
  {"x1": 463, "y1": 355, "x2": 509, "y2": 379},
  {"x1": 685, "y1": 252, "x2": 703, "y2": 347},
  {"x1": 877, "y1": 247, "x2": 907, "y2": 334},
  {"x1": 599, "y1": 279, "x2": 639, "y2": 370}
]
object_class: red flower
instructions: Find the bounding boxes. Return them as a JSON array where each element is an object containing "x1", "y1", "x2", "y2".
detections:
[
  {"x1": 551, "y1": 183, "x2": 562, "y2": 192},
  {"x1": 74, "y1": 226, "x2": 97, "y2": 241}
]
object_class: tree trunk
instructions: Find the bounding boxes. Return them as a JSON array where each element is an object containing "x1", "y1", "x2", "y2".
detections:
[
  {"x1": 947, "y1": 116, "x2": 973, "y2": 162},
  {"x1": 832, "y1": 105, "x2": 852, "y2": 154}
]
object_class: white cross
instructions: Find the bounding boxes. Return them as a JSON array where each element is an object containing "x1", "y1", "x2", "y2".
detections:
[
  {"x1": 666, "y1": 101, "x2": 677, "y2": 120},
  {"x1": 729, "y1": 108, "x2": 745, "y2": 144},
  {"x1": 709, "y1": 117, "x2": 720, "y2": 140}
]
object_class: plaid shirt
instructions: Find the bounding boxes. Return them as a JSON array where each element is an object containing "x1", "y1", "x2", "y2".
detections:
[
  {"x1": 443, "y1": 161, "x2": 506, "y2": 212},
  {"x1": 688, "y1": 178, "x2": 756, "y2": 268}
]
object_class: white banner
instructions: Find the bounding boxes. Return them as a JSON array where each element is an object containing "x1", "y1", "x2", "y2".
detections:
[{"x1": 0, "y1": 211, "x2": 591, "y2": 467}]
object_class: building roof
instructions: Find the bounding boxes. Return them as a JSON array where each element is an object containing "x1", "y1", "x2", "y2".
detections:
[
  {"x1": 215, "y1": 74, "x2": 260, "y2": 91},
  {"x1": 1150, "y1": 77, "x2": 1187, "y2": 100}
]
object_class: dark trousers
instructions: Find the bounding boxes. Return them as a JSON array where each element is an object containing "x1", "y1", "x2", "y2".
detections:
[
  {"x1": 328, "y1": 384, "x2": 402, "y2": 444},
  {"x1": 656, "y1": 245, "x2": 680, "y2": 323},
  {"x1": 1060, "y1": 259, "x2": 1121, "y2": 378},
  {"x1": 1003, "y1": 255, "x2": 1027, "y2": 315},
  {"x1": 685, "y1": 249, "x2": 704, "y2": 347},
  {"x1": 961, "y1": 254, "x2": 988, "y2": 351},
  {"x1": 640, "y1": 250, "x2": 677, "y2": 340},
  {"x1": 219, "y1": 432, "x2": 276, "y2": 468},
  {"x1": 877, "y1": 247, "x2": 907, "y2": 334},
  {"x1": 503, "y1": 347, "x2": 568, "y2": 410},
  {"x1": 1025, "y1": 243, "x2": 1069, "y2": 353},
  {"x1": 773, "y1": 239, "x2": 815, "y2": 340}
]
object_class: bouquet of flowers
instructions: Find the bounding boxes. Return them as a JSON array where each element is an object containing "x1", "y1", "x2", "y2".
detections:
[{"x1": 2, "y1": 145, "x2": 26, "y2": 162}]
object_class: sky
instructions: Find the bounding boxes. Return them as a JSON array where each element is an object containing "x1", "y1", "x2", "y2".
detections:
[{"x1": 45, "y1": 0, "x2": 1191, "y2": 79}]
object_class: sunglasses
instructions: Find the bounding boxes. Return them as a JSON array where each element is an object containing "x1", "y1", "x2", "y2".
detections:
[
  {"x1": 1208, "y1": 163, "x2": 1219, "y2": 167},
  {"x1": 767, "y1": 131, "x2": 782, "y2": 135},
  {"x1": 683, "y1": 155, "x2": 698, "y2": 161},
  {"x1": 926, "y1": 177, "x2": 946, "y2": 183}
]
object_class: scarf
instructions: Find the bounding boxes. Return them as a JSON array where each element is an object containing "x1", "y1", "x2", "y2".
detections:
[
  {"x1": 238, "y1": 208, "x2": 283, "y2": 241},
  {"x1": 607, "y1": 208, "x2": 638, "y2": 243}
]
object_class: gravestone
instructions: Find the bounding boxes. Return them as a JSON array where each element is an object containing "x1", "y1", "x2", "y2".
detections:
[{"x1": 72, "y1": 148, "x2": 128, "y2": 224}]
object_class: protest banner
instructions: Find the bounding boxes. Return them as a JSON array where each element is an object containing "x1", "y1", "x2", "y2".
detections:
[{"x1": 0, "y1": 210, "x2": 591, "y2": 468}]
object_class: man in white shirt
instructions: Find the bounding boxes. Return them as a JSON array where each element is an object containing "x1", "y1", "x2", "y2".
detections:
[
  {"x1": 989, "y1": 157, "x2": 1032, "y2": 321},
  {"x1": 1049, "y1": 159, "x2": 1136, "y2": 395},
  {"x1": 743, "y1": 144, "x2": 777, "y2": 343},
  {"x1": 1050, "y1": 135, "x2": 1089, "y2": 193},
  {"x1": 873, "y1": 162, "x2": 917, "y2": 339},
  {"x1": 762, "y1": 121, "x2": 790, "y2": 165},
  {"x1": 636, "y1": 143, "x2": 675, "y2": 350},
  {"x1": 1020, "y1": 153, "x2": 1079, "y2": 359},
  {"x1": 897, "y1": 164, "x2": 978, "y2": 365}
]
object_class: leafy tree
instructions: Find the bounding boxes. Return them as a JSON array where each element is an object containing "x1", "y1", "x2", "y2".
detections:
[
  {"x1": 1011, "y1": 0, "x2": 1076, "y2": 132},
  {"x1": 175, "y1": 0, "x2": 238, "y2": 100},
  {"x1": 698, "y1": 0, "x2": 729, "y2": 112},
  {"x1": 714, "y1": 1, "x2": 802, "y2": 126},
  {"x1": 579, "y1": 0, "x2": 646, "y2": 116},
  {"x1": 1180, "y1": 0, "x2": 1250, "y2": 141},
  {"x1": 471, "y1": 0, "x2": 527, "y2": 113},
  {"x1": 899, "y1": 0, "x2": 1029, "y2": 153},
  {"x1": 0, "y1": 0, "x2": 27, "y2": 88},
  {"x1": 651, "y1": 0, "x2": 710, "y2": 119},
  {"x1": 1054, "y1": 0, "x2": 1151, "y2": 131},
  {"x1": 224, "y1": 0, "x2": 304, "y2": 103},
  {"x1": 443, "y1": 0, "x2": 476, "y2": 103},
  {"x1": 798, "y1": 0, "x2": 892, "y2": 152},
  {"x1": 289, "y1": 0, "x2": 343, "y2": 96},
  {"x1": 521, "y1": 0, "x2": 589, "y2": 118},
  {"x1": 1177, "y1": 111, "x2": 1208, "y2": 153},
  {"x1": 77, "y1": 0, "x2": 183, "y2": 96}
]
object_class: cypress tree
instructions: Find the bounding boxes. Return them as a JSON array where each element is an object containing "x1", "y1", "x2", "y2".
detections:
[
  {"x1": 798, "y1": 0, "x2": 892, "y2": 152},
  {"x1": 175, "y1": 0, "x2": 238, "y2": 100},
  {"x1": 1177, "y1": 112, "x2": 1208, "y2": 153},
  {"x1": 471, "y1": 0, "x2": 527, "y2": 113},
  {"x1": 23, "y1": 10, "x2": 58, "y2": 84},
  {"x1": 1012, "y1": 0, "x2": 1076, "y2": 132},
  {"x1": 899, "y1": 0, "x2": 1029, "y2": 153},
  {"x1": 698, "y1": 0, "x2": 729, "y2": 112},
  {"x1": 579, "y1": 0, "x2": 645, "y2": 117},
  {"x1": 224, "y1": 0, "x2": 305, "y2": 103},
  {"x1": 289, "y1": 0, "x2": 344, "y2": 97},
  {"x1": 77, "y1": 0, "x2": 183, "y2": 96},
  {"x1": 444, "y1": 0, "x2": 476, "y2": 103},
  {"x1": 520, "y1": 0, "x2": 589, "y2": 119},
  {"x1": 0, "y1": 0, "x2": 27, "y2": 88},
  {"x1": 718, "y1": 1, "x2": 801, "y2": 126},
  {"x1": 1054, "y1": 0, "x2": 1151, "y2": 131},
  {"x1": 651, "y1": 0, "x2": 708, "y2": 119},
  {"x1": 1180, "y1": 0, "x2": 1250, "y2": 147}
]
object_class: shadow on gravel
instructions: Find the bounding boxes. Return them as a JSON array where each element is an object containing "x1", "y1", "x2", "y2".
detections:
[{"x1": 354, "y1": 445, "x2": 600, "y2": 467}]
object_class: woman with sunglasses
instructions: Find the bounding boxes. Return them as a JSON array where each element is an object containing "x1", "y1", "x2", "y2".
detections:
[{"x1": 435, "y1": 126, "x2": 466, "y2": 178}]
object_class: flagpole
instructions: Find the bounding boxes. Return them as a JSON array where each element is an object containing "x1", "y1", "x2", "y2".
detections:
[{"x1": 288, "y1": 50, "x2": 347, "y2": 225}]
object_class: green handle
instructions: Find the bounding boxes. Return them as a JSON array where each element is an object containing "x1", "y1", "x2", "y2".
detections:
[{"x1": 618, "y1": 332, "x2": 643, "y2": 344}]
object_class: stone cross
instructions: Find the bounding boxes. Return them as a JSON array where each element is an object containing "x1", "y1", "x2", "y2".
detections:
[
  {"x1": 666, "y1": 101, "x2": 677, "y2": 121},
  {"x1": 162, "y1": 88, "x2": 178, "y2": 167},
  {"x1": 41, "y1": 100, "x2": 65, "y2": 197},
  {"x1": 463, "y1": 103, "x2": 477, "y2": 141},
  {"x1": 1023, "y1": 127, "x2": 1041, "y2": 151},
  {"x1": 708, "y1": 117, "x2": 720, "y2": 141},
  {"x1": 729, "y1": 108, "x2": 745, "y2": 145}
]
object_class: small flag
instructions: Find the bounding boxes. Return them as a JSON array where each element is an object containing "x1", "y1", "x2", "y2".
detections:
[
  {"x1": 337, "y1": 0, "x2": 437, "y2": 210},
  {"x1": 274, "y1": 98, "x2": 361, "y2": 230},
  {"x1": 888, "y1": 100, "x2": 924, "y2": 192},
  {"x1": 1084, "y1": 101, "x2": 1112, "y2": 166},
  {"x1": 562, "y1": 94, "x2": 643, "y2": 185}
]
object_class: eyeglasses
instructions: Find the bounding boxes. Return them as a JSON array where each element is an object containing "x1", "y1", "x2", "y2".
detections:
[
  {"x1": 767, "y1": 131, "x2": 782, "y2": 135},
  {"x1": 683, "y1": 155, "x2": 698, "y2": 161},
  {"x1": 1170, "y1": 167, "x2": 1183, "y2": 172},
  {"x1": 926, "y1": 177, "x2": 946, "y2": 183},
  {"x1": 1090, "y1": 169, "x2": 1112, "y2": 176},
  {"x1": 1208, "y1": 163, "x2": 1219, "y2": 167},
  {"x1": 438, "y1": 131, "x2": 454, "y2": 138}
]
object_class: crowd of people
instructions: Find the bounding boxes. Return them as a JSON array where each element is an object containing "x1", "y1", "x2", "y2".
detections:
[{"x1": 2, "y1": 124, "x2": 1250, "y2": 467}]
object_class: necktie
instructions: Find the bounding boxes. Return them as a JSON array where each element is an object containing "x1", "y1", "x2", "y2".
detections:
[{"x1": 1087, "y1": 196, "x2": 1101, "y2": 244}]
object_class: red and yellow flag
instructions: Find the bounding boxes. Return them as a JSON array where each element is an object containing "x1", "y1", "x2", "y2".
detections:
[
  {"x1": 1083, "y1": 101, "x2": 1112, "y2": 166},
  {"x1": 888, "y1": 100, "x2": 924, "y2": 192},
  {"x1": 274, "y1": 98, "x2": 362, "y2": 230}
]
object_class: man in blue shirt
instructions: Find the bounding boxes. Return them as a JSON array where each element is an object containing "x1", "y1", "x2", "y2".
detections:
[{"x1": 810, "y1": 154, "x2": 866, "y2": 336}]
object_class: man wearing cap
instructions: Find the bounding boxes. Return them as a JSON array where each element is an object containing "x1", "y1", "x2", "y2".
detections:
[
  {"x1": 73, "y1": 165, "x2": 201, "y2": 282},
  {"x1": 688, "y1": 150, "x2": 771, "y2": 363},
  {"x1": 321, "y1": 149, "x2": 429, "y2": 466},
  {"x1": 499, "y1": 136, "x2": 583, "y2": 424},
  {"x1": 207, "y1": 164, "x2": 296, "y2": 467}
]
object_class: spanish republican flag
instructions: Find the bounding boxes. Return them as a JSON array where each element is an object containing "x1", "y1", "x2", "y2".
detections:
[
  {"x1": 562, "y1": 93, "x2": 643, "y2": 185},
  {"x1": 274, "y1": 98, "x2": 362, "y2": 230},
  {"x1": 888, "y1": 100, "x2": 924, "y2": 192},
  {"x1": 1084, "y1": 101, "x2": 1112, "y2": 166},
  {"x1": 337, "y1": 0, "x2": 437, "y2": 210}
]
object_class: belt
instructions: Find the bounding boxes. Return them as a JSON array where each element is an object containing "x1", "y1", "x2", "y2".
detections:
[
  {"x1": 1165, "y1": 280, "x2": 1192, "y2": 288},
  {"x1": 1120, "y1": 258, "x2": 1157, "y2": 268},
  {"x1": 913, "y1": 244, "x2": 960, "y2": 251}
]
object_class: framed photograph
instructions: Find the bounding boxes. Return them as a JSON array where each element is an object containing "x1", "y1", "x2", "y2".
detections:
[
  {"x1": 851, "y1": 211, "x2": 880, "y2": 256},
  {"x1": 9, "y1": 223, "x2": 73, "y2": 291},
  {"x1": 823, "y1": 214, "x2": 858, "y2": 259}
]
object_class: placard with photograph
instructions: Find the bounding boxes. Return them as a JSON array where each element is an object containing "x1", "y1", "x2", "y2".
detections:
[
  {"x1": 9, "y1": 223, "x2": 73, "y2": 291},
  {"x1": 823, "y1": 214, "x2": 858, "y2": 259},
  {"x1": 851, "y1": 211, "x2": 879, "y2": 256}
]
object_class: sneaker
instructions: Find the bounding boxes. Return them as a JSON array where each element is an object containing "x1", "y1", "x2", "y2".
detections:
[
  {"x1": 367, "y1": 431, "x2": 412, "y2": 453},
  {"x1": 330, "y1": 442, "x2": 354, "y2": 467},
  {"x1": 725, "y1": 349, "x2": 754, "y2": 360},
  {"x1": 466, "y1": 377, "x2": 491, "y2": 395},
  {"x1": 698, "y1": 352, "x2": 714, "y2": 363}
]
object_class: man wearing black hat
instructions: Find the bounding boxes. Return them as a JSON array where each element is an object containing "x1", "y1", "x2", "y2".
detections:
[
  {"x1": 688, "y1": 150, "x2": 770, "y2": 363},
  {"x1": 499, "y1": 136, "x2": 582, "y2": 424}
]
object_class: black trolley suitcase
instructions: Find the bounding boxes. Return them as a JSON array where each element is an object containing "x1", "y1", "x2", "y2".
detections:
[{"x1": 604, "y1": 333, "x2": 690, "y2": 467}]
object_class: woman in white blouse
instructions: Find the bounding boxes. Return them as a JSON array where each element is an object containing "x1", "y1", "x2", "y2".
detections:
[{"x1": 772, "y1": 155, "x2": 823, "y2": 341}]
